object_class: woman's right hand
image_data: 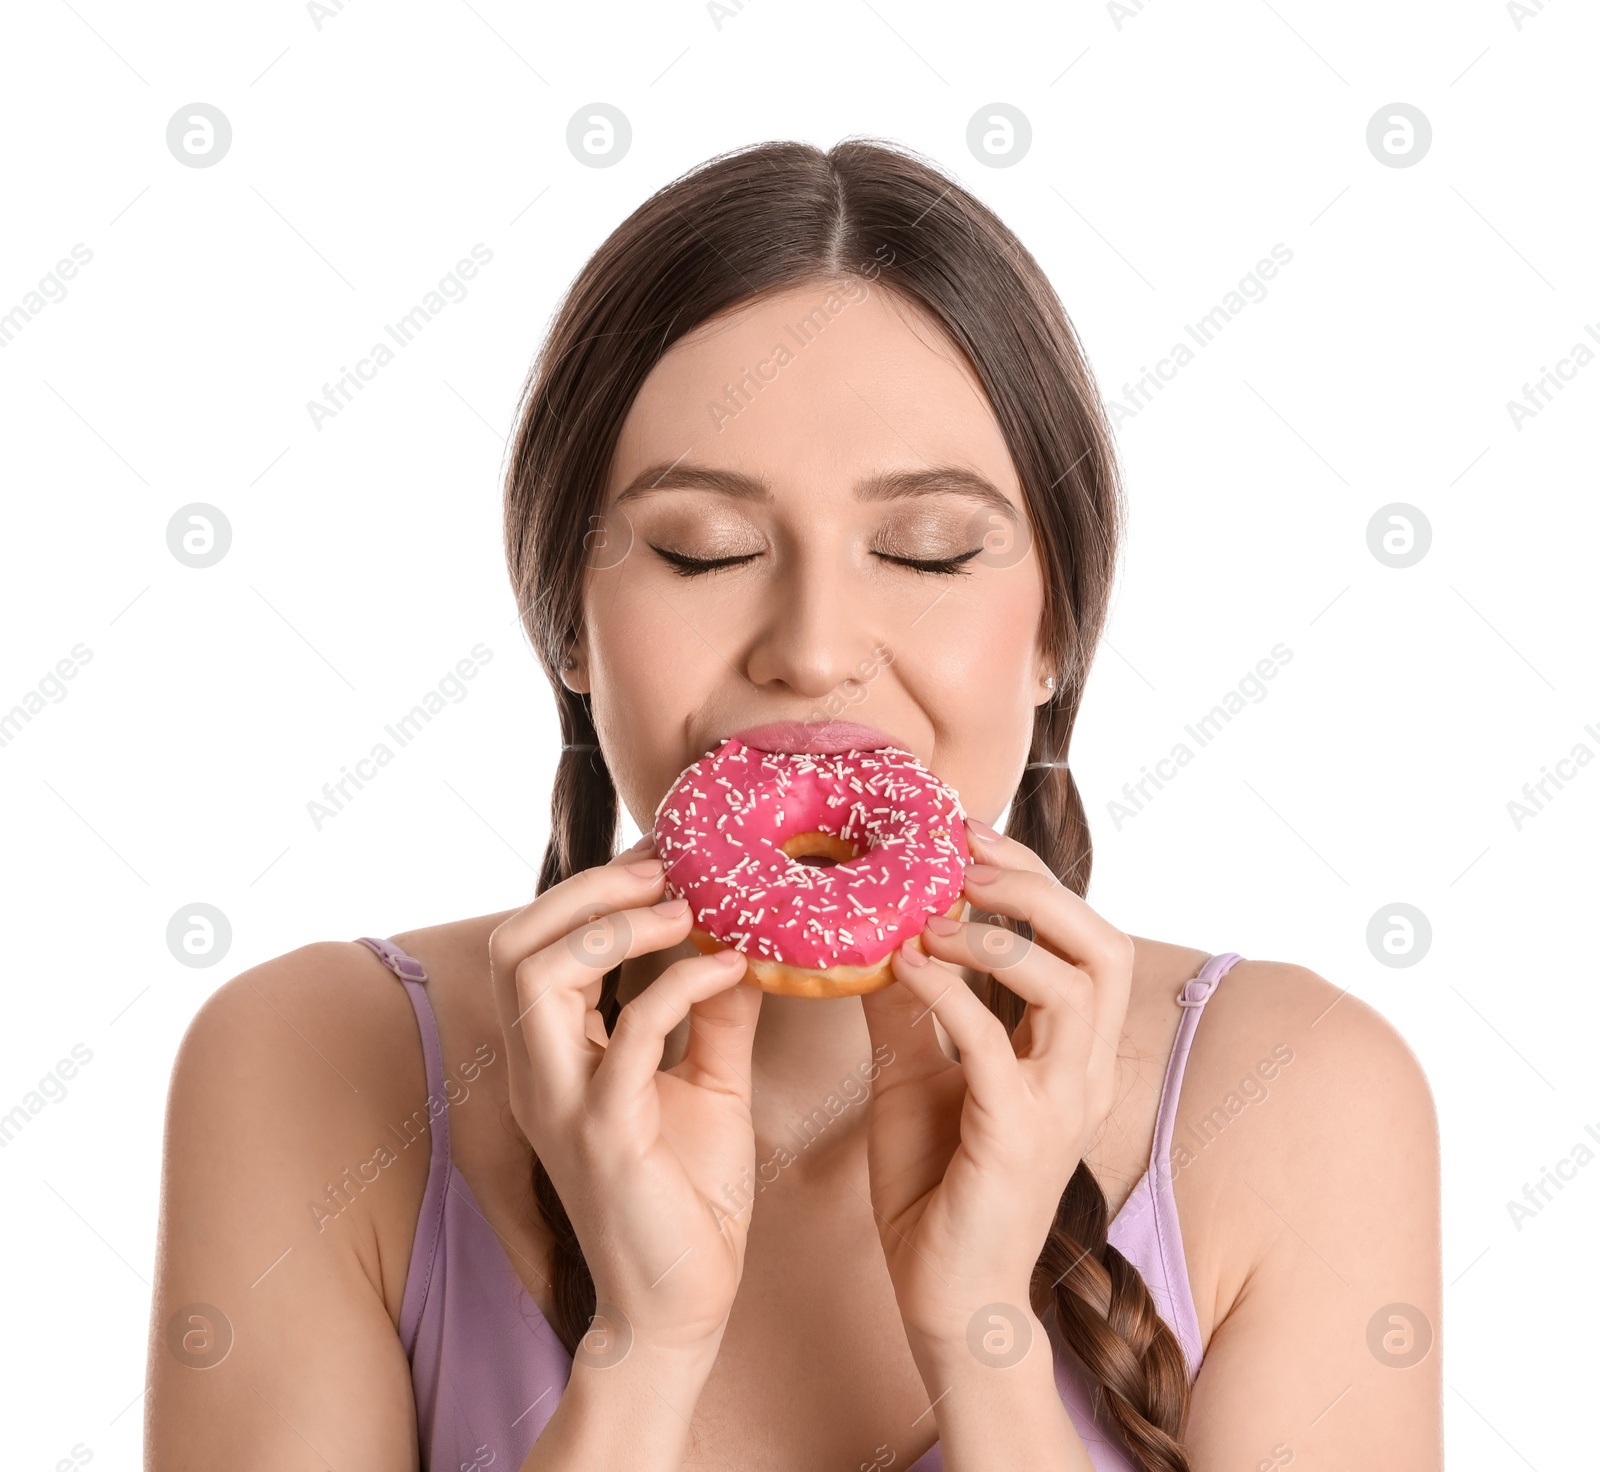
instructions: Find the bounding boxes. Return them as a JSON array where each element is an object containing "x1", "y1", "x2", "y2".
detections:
[{"x1": 489, "y1": 838, "x2": 763, "y2": 1364}]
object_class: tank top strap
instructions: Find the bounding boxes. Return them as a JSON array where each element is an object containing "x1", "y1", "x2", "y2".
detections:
[
  {"x1": 1148, "y1": 951, "x2": 1244, "y2": 1179},
  {"x1": 354, "y1": 935, "x2": 453, "y2": 1356}
]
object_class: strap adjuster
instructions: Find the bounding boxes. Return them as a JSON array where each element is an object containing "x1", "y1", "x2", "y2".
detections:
[{"x1": 356, "y1": 935, "x2": 428, "y2": 982}]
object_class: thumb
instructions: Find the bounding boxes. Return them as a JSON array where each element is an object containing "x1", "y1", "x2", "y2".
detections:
[
  {"x1": 858, "y1": 940, "x2": 960, "y2": 1088},
  {"x1": 677, "y1": 967, "x2": 763, "y2": 1102}
]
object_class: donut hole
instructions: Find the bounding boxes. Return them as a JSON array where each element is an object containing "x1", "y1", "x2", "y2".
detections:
[{"x1": 780, "y1": 830, "x2": 861, "y2": 870}]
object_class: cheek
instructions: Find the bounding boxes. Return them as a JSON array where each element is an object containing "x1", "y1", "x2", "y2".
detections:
[
  {"x1": 930, "y1": 564, "x2": 1042, "y2": 686},
  {"x1": 905, "y1": 563, "x2": 1044, "y2": 815},
  {"x1": 583, "y1": 571, "x2": 710, "y2": 814}
]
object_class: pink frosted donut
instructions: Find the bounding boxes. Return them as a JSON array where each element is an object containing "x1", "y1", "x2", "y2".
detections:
[{"x1": 652, "y1": 738, "x2": 971, "y2": 998}]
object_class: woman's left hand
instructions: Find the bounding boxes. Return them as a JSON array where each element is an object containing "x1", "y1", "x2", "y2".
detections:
[{"x1": 857, "y1": 817, "x2": 1135, "y2": 1355}]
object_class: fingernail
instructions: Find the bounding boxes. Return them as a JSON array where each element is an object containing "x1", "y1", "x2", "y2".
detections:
[
  {"x1": 923, "y1": 914, "x2": 961, "y2": 935},
  {"x1": 627, "y1": 858, "x2": 666, "y2": 878},
  {"x1": 965, "y1": 863, "x2": 1001, "y2": 884},
  {"x1": 713, "y1": 948, "x2": 745, "y2": 966},
  {"x1": 651, "y1": 895, "x2": 688, "y2": 916},
  {"x1": 966, "y1": 817, "x2": 1002, "y2": 841},
  {"x1": 898, "y1": 938, "x2": 928, "y2": 967},
  {"x1": 626, "y1": 832, "x2": 656, "y2": 853}
]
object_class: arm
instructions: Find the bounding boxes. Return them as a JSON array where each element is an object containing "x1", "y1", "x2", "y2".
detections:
[
  {"x1": 897, "y1": 958, "x2": 1445, "y2": 1472},
  {"x1": 488, "y1": 848, "x2": 765, "y2": 1468},
  {"x1": 146, "y1": 944, "x2": 432, "y2": 1470},
  {"x1": 517, "y1": 1343, "x2": 721, "y2": 1470},
  {"x1": 902, "y1": 1327, "x2": 1093, "y2": 1472},
  {"x1": 910, "y1": 975, "x2": 1445, "y2": 1472},
  {"x1": 862, "y1": 816, "x2": 1443, "y2": 1469},
  {"x1": 858, "y1": 820, "x2": 1136, "y2": 1472},
  {"x1": 1181, "y1": 968, "x2": 1443, "y2": 1469},
  {"x1": 149, "y1": 863, "x2": 763, "y2": 1471}
]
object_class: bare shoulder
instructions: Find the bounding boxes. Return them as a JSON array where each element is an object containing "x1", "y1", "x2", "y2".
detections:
[
  {"x1": 1102, "y1": 943, "x2": 1430, "y2": 1208},
  {"x1": 1176, "y1": 954, "x2": 1440, "y2": 1238},
  {"x1": 1179, "y1": 954, "x2": 1438, "y2": 1170},
  {"x1": 162, "y1": 939, "x2": 437, "y2": 1310},
  {"x1": 173, "y1": 937, "x2": 436, "y2": 1164},
  {"x1": 180, "y1": 937, "x2": 428, "y2": 1080}
]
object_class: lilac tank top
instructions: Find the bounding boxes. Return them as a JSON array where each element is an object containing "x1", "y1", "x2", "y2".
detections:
[{"x1": 355, "y1": 936, "x2": 1243, "y2": 1471}]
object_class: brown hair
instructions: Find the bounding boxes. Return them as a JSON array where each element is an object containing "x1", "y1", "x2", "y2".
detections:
[{"x1": 503, "y1": 137, "x2": 1191, "y2": 1470}]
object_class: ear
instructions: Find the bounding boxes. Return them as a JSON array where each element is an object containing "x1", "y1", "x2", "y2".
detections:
[
  {"x1": 560, "y1": 642, "x2": 592, "y2": 694},
  {"x1": 1033, "y1": 630, "x2": 1062, "y2": 708}
]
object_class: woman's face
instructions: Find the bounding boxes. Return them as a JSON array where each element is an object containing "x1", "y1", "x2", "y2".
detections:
[{"x1": 567, "y1": 276, "x2": 1051, "y2": 832}]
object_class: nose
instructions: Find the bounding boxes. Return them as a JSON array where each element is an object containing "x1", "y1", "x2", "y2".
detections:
[{"x1": 741, "y1": 549, "x2": 880, "y2": 704}]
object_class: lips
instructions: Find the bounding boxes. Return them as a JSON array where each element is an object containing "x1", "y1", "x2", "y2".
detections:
[{"x1": 724, "y1": 720, "x2": 906, "y2": 756}]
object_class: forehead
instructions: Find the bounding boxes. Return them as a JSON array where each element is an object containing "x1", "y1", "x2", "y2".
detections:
[{"x1": 606, "y1": 279, "x2": 1022, "y2": 508}]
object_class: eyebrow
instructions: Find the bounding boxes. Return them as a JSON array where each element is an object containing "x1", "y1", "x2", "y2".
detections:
[{"x1": 613, "y1": 461, "x2": 1020, "y2": 518}]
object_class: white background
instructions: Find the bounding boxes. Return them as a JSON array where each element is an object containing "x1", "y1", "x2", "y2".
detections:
[{"x1": 2, "y1": 1, "x2": 1595, "y2": 1465}]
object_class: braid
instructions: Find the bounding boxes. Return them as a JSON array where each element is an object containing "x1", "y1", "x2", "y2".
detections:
[
  {"x1": 1034, "y1": 1195, "x2": 1192, "y2": 1472},
  {"x1": 529, "y1": 684, "x2": 624, "y2": 1355},
  {"x1": 531, "y1": 1147, "x2": 599, "y2": 1355},
  {"x1": 976, "y1": 693, "x2": 1194, "y2": 1471},
  {"x1": 536, "y1": 685, "x2": 620, "y2": 913}
]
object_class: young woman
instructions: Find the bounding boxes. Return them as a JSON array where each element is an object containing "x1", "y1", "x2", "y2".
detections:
[{"x1": 147, "y1": 139, "x2": 1442, "y2": 1471}]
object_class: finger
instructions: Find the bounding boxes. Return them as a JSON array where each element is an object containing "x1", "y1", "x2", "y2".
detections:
[
  {"x1": 888, "y1": 940, "x2": 1024, "y2": 1109},
  {"x1": 505, "y1": 898, "x2": 697, "y2": 1111},
  {"x1": 488, "y1": 859, "x2": 671, "y2": 1027},
  {"x1": 858, "y1": 942, "x2": 957, "y2": 1088},
  {"x1": 962, "y1": 817, "x2": 1061, "y2": 883},
  {"x1": 590, "y1": 950, "x2": 751, "y2": 1114},
  {"x1": 959, "y1": 865, "x2": 1133, "y2": 1044},
  {"x1": 674, "y1": 960, "x2": 763, "y2": 1097},
  {"x1": 916, "y1": 916, "x2": 1101, "y2": 1077},
  {"x1": 960, "y1": 816, "x2": 1126, "y2": 979},
  {"x1": 606, "y1": 831, "x2": 658, "y2": 865}
]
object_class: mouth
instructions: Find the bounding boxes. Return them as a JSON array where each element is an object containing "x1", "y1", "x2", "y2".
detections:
[{"x1": 723, "y1": 720, "x2": 908, "y2": 756}]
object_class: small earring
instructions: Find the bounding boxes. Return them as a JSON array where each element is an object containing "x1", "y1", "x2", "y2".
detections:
[
  {"x1": 561, "y1": 655, "x2": 576, "y2": 671},
  {"x1": 1044, "y1": 675, "x2": 1056, "y2": 692}
]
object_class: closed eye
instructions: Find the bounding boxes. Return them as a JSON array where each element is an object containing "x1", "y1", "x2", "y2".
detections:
[
  {"x1": 649, "y1": 545, "x2": 762, "y2": 577},
  {"x1": 649, "y1": 545, "x2": 986, "y2": 578},
  {"x1": 875, "y1": 547, "x2": 985, "y2": 576}
]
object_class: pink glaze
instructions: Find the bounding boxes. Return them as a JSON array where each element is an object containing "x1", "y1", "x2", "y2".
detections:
[{"x1": 652, "y1": 738, "x2": 971, "y2": 971}]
